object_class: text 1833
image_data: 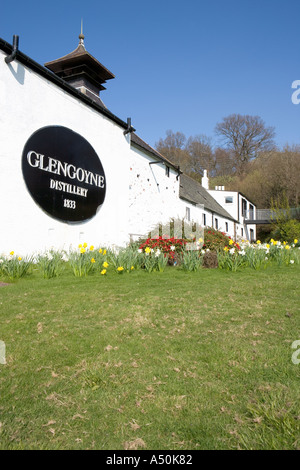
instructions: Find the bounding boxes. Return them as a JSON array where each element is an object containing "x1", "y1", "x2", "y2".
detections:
[{"x1": 64, "y1": 199, "x2": 76, "y2": 209}]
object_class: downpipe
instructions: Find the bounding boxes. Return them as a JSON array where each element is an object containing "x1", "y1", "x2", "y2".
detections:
[{"x1": 5, "y1": 35, "x2": 19, "y2": 64}]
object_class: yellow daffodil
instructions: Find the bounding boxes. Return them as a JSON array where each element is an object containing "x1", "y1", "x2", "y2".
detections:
[
  {"x1": 83, "y1": 242, "x2": 88, "y2": 248},
  {"x1": 294, "y1": 239, "x2": 298, "y2": 244},
  {"x1": 80, "y1": 247, "x2": 86, "y2": 254},
  {"x1": 10, "y1": 251, "x2": 14, "y2": 256},
  {"x1": 18, "y1": 257, "x2": 22, "y2": 261},
  {"x1": 285, "y1": 245, "x2": 290, "y2": 250},
  {"x1": 91, "y1": 258, "x2": 96, "y2": 263},
  {"x1": 256, "y1": 240, "x2": 261, "y2": 245},
  {"x1": 78, "y1": 244, "x2": 82, "y2": 248},
  {"x1": 229, "y1": 239, "x2": 234, "y2": 245},
  {"x1": 266, "y1": 244, "x2": 270, "y2": 249},
  {"x1": 145, "y1": 247, "x2": 151, "y2": 254},
  {"x1": 99, "y1": 248, "x2": 103, "y2": 254},
  {"x1": 102, "y1": 261, "x2": 109, "y2": 268},
  {"x1": 90, "y1": 245, "x2": 94, "y2": 251},
  {"x1": 101, "y1": 269, "x2": 107, "y2": 275},
  {"x1": 103, "y1": 249, "x2": 107, "y2": 255},
  {"x1": 224, "y1": 246, "x2": 229, "y2": 252},
  {"x1": 117, "y1": 266, "x2": 124, "y2": 272},
  {"x1": 130, "y1": 266, "x2": 134, "y2": 271}
]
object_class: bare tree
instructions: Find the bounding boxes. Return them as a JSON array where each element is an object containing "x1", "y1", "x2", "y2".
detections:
[
  {"x1": 215, "y1": 114, "x2": 276, "y2": 174},
  {"x1": 155, "y1": 130, "x2": 189, "y2": 170},
  {"x1": 186, "y1": 134, "x2": 215, "y2": 176},
  {"x1": 156, "y1": 130, "x2": 216, "y2": 176},
  {"x1": 214, "y1": 147, "x2": 237, "y2": 176}
]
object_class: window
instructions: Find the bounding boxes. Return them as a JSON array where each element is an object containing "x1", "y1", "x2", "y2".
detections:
[
  {"x1": 186, "y1": 207, "x2": 191, "y2": 222},
  {"x1": 242, "y1": 198, "x2": 247, "y2": 216},
  {"x1": 225, "y1": 222, "x2": 228, "y2": 232},
  {"x1": 215, "y1": 218, "x2": 218, "y2": 229},
  {"x1": 241, "y1": 227, "x2": 243, "y2": 236},
  {"x1": 249, "y1": 204, "x2": 254, "y2": 219},
  {"x1": 165, "y1": 165, "x2": 170, "y2": 177},
  {"x1": 225, "y1": 196, "x2": 233, "y2": 204},
  {"x1": 250, "y1": 229, "x2": 254, "y2": 242},
  {"x1": 202, "y1": 213, "x2": 206, "y2": 226}
]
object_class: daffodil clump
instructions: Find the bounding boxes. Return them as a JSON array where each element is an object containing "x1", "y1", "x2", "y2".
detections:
[
  {"x1": 218, "y1": 238, "x2": 300, "y2": 271},
  {"x1": 37, "y1": 250, "x2": 64, "y2": 279},
  {"x1": 68, "y1": 243, "x2": 109, "y2": 277},
  {"x1": 0, "y1": 251, "x2": 32, "y2": 280}
]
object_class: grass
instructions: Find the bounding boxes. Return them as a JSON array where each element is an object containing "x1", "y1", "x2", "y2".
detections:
[{"x1": 0, "y1": 263, "x2": 299, "y2": 450}]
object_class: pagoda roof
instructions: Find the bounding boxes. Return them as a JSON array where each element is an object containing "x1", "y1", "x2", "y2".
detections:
[{"x1": 44, "y1": 39, "x2": 115, "y2": 83}]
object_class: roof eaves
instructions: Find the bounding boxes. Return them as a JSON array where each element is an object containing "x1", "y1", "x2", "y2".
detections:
[{"x1": 0, "y1": 37, "x2": 126, "y2": 130}]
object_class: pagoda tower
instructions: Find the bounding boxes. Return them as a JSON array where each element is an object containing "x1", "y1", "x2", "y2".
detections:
[{"x1": 45, "y1": 28, "x2": 115, "y2": 107}]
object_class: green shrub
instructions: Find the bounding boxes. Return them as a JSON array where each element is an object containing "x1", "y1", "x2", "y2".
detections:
[{"x1": 271, "y1": 219, "x2": 300, "y2": 243}]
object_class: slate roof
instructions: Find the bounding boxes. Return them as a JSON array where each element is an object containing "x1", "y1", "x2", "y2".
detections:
[{"x1": 179, "y1": 174, "x2": 237, "y2": 222}]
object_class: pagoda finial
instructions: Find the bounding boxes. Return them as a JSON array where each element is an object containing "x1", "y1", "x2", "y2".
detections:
[{"x1": 79, "y1": 19, "x2": 85, "y2": 46}]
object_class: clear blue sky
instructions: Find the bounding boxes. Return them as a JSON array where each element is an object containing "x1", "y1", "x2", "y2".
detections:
[{"x1": 1, "y1": 0, "x2": 300, "y2": 150}]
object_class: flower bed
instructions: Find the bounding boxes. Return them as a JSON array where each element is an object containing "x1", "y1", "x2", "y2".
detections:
[{"x1": 0, "y1": 234, "x2": 299, "y2": 280}]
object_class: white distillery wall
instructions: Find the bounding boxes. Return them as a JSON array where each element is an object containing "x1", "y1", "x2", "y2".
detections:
[
  {"x1": 205, "y1": 211, "x2": 235, "y2": 238},
  {"x1": 176, "y1": 198, "x2": 237, "y2": 241},
  {"x1": 128, "y1": 146, "x2": 182, "y2": 239},
  {"x1": 179, "y1": 198, "x2": 234, "y2": 237},
  {"x1": 177, "y1": 198, "x2": 204, "y2": 230},
  {"x1": 0, "y1": 50, "x2": 131, "y2": 255}
]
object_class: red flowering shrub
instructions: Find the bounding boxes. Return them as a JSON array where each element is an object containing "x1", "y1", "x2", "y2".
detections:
[
  {"x1": 139, "y1": 236, "x2": 187, "y2": 260},
  {"x1": 138, "y1": 229, "x2": 240, "y2": 264},
  {"x1": 202, "y1": 228, "x2": 240, "y2": 251}
]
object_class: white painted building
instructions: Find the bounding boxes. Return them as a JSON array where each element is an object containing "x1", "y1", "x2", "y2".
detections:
[
  {"x1": 208, "y1": 187, "x2": 256, "y2": 241},
  {"x1": 0, "y1": 34, "x2": 255, "y2": 256}
]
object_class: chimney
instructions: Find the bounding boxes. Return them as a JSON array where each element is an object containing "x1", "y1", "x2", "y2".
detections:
[{"x1": 202, "y1": 170, "x2": 209, "y2": 190}]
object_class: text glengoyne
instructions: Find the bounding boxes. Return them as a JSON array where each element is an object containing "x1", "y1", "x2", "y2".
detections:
[{"x1": 27, "y1": 151, "x2": 105, "y2": 189}]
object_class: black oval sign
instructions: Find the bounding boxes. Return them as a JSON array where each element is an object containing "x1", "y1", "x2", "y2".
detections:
[{"x1": 22, "y1": 126, "x2": 106, "y2": 223}]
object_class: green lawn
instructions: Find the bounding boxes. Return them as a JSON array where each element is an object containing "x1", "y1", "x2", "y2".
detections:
[{"x1": 0, "y1": 264, "x2": 299, "y2": 450}]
